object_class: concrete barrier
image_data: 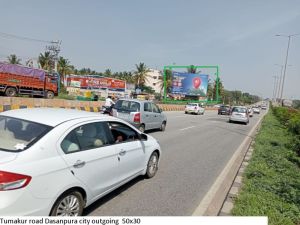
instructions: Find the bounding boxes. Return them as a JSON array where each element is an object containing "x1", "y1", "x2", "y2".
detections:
[{"x1": 0, "y1": 97, "x2": 104, "y2": 113}]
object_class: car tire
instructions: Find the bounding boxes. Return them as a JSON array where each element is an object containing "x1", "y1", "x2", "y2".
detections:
[
  {"x1": 185, "y1": 111, "x2": 187, "y2": 114},
  {"x1": 50, "y1": 190, "x2": 84, "y2": 216},
  {"x1": 145, "y1": 152, "x2": 159, "y2": 178},
  {"x1": 139, "y1": 124, "x2": 145, "y2": 133},
  {"x1": 160, "y1": 122, "x2": 166, "y2": 132},
  {"x1": 229, "y1": 120, "x2": 232, "y2": 123}
]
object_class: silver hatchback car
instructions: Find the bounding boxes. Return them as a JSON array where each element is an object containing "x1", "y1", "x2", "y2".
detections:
[
  {"x1": 112, "y1": 99, "x2": 167, "y2": 132},
  {"x1": 229, "y1": 106, "x2": 249, "y2": 125}
]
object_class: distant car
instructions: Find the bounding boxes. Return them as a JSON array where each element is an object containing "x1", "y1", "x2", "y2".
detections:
[
  {"x1": 0, "y1": 108, "x2": 161, "y2": 216},
  {"x1": 218, "y1": 105, "x2": 231, "y2": 115},
  {"x1": 248, "y1": 107, "x2": 254, "y2": 117},
  {"x1": 229, "y1": 106, "x2": 249, "y2": 125},
  {"x1": 253, "y1": 107, "x2": 260, "y2": 114},
  {"x1": 261, "y1": 105, "x2": 267, "y2": 110},
  {"x1": 185, "y1": 103, "x2": 205, "y2": 115},
  {"x1": 112, "y1": 99, "x2": 167, "y2": 132}
]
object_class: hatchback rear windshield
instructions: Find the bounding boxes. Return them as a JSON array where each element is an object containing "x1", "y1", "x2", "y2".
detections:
[
  {"x1": 114, "y1": 100, "x2": 140, "y2": 112},
  {"x1": 220, "y1": 106, "x2": 229, "y2": 109},
  {"x1": 0, "y1": 116, "x2": 52, "y2": 152},
  {"x1": 232, "y1": 107, "x2": 247, "y2": 113},
  {"x1": 187, "y1": 103, "x2": 198, "y2": 106}
]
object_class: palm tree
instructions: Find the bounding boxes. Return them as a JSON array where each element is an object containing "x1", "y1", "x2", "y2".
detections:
[
  {"x1": 134, "y1": 63, "x2": 150, "y2": 88},
  {"x1": 38, "y1": 51, "x2": 53, "y2": 71},
  {"x1": 57, "y1": 57, "x2": 73, "y2": 83},
  {"x1": 7, "y1": 54, "x2": 21, "y2": 64}
]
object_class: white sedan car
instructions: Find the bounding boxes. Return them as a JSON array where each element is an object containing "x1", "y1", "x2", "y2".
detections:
[
  {"x1": 0, "y1": 108, "x2": 161, "y2": 216},
  {"x1": 185, "y1": 103, "x2": 205, "y2": 115}
]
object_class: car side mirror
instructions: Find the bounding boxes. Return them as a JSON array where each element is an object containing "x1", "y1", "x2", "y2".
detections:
[{"x1": 139, "y1": 133, "x2": 148, "y2": 140}]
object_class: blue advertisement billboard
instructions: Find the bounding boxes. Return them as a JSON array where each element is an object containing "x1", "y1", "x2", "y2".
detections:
[{"x1": 171, "y1": 72, "x2": 209, "y2": 96}]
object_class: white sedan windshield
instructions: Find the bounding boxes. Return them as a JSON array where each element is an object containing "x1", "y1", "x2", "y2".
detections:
[{"x1": 0, "y1": 116, "x2": 52, "y2": 152}]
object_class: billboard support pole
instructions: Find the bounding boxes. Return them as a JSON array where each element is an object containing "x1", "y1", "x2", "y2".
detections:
[
  {"x1": 216, "y1": 66, "x2": 219, "y2": 102},
  {"x1": 163, "y1": 66, "x2": 167, "y2": 101}
]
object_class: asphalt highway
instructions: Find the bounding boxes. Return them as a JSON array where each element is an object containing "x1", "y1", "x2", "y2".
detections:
[{"x1": 86, "y1": 110, "x2": 264, "y2": 216}]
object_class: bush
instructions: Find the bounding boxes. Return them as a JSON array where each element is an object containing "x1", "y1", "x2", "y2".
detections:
[{"x1": 273, "y1": 107, "x2": 300, "y2": 136}]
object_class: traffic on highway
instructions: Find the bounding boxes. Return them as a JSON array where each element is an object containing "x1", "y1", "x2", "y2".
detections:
[{"x1": 0, "y1": 102, "x2": 266, "y2": 216}]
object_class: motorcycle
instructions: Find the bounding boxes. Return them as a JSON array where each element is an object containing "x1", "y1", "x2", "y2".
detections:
[{"x1": 101, "y1": 104, "x2": 114, "y2": 116}]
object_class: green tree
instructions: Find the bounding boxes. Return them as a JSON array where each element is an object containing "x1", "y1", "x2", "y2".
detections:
[
  {"x1": 57, "y1": 57, "x2": 73, "y2": 83},
  {"x1": 141, "y1": 85, "x2": 155, "y2": 94},
  {"x1": 7, "y1": 54, "x2": 21, "y2": 64},
  {"x1": 134, "y1": 63, "x2": 150, "y2": 88},
  {"x1": 38, "y1": 51, "x2": 53, "y2": 71},
  {"x1": 160, "y1": 69, "x2": 172, "y2": 94},
  {"x1": 104, "y1": 69, "x2": 112, "y2": 77},
  {"x1": 213, "y1": 78, "x2": 224, "y2": 102}
]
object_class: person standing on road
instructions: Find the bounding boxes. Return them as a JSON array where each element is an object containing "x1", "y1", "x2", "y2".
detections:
[{"x1": 105, "y1": 96, "x2": 115, "y2": 107}]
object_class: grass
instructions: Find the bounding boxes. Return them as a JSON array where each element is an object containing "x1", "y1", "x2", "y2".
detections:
[{"x1": 231, "y1": 111, "x2": 300, "y2": 225}]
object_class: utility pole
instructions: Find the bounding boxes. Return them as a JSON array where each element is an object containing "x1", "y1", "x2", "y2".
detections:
[
  {"x1": 46, "y1": 40, "x2": 61, "y2": 72},
  {"x1": 272, "y1": 76, "x2": 278, "y2": 102}
]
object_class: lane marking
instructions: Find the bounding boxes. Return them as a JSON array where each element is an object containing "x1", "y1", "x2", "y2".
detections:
[
  {"x1": 172, "y1": 115, "x2": 189, "y2": 118},
  {"x1": 180, "y1": 126, "x2": 196, "y2": 131}
]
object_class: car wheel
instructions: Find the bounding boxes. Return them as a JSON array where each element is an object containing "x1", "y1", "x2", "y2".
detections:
[
  {"x1": 229, "y1": 120, "x2": 232, "y2": 123},
  {"x1": 185, "y1": 111, "x2": 187, "y2": 114},
  {"x1": 139, "y1": 124, "x2": 145, "y2": 133},
  {"x1": 50, "y1": 191, "x2": 84, "y2": 216},
  {"x1": 145, "y1": 152, "x2": 159, "y2": 178},
  {"x1": 160, "y1": 122, "x2": 166, "y2": 132}
]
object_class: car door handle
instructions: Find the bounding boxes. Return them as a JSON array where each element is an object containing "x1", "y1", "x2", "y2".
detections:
[
  {"x1": 73, "y1": 160, "x2": 86, "y2": 168},
  {"x1": 119, "y1": 150, "x2": 126, "y2": 156}
]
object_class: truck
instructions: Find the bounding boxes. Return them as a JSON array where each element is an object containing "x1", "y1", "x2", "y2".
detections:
[{"x1": 0, "y1": 62, "x2": 59, "y2": 98}]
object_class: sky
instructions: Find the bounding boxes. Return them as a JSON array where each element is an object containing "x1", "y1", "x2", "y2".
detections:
[{"x1": 0, "y1": 0, "x2": 300, "y2": 99}]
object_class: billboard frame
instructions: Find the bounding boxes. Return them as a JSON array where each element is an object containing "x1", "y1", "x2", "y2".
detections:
[{"x1": 163, "y1": 65, "x2": 220, "y2": 104}]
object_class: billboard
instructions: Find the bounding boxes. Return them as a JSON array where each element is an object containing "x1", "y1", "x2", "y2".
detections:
[
  {"x1": 66, "y1": 76, "x2": 126, "y2": 92},
  {"x1": 171, "y1": 72, "x2": 208, "y2": 96}
]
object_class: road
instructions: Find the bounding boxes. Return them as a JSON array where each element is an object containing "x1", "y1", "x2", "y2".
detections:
[{"x1": 86, "y1": 110, "x2": 264, "y2": 216}]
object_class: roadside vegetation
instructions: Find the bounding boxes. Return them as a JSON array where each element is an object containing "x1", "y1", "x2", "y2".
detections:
[{"x1": 232, "y1": 106, "x2": 300, "y2": 225}]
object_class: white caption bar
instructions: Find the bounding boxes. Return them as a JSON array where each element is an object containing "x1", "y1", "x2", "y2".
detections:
[{"x1": 0, "y1": 217, "x2": 267, "y2": 225}]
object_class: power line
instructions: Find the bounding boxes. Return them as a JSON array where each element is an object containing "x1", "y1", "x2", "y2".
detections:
[{"x1": 0, "y1": 31, "x2": 54, "y2": 43}]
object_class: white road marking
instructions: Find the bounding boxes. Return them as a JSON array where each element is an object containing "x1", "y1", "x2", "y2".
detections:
[
  {"x1": 180, "y1": 126, "x2": 196, "y2": 131},
  {"x1": 172, "y1": 115, "x2": 188, "y2": 118}
]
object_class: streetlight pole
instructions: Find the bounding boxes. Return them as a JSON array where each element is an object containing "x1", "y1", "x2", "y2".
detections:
[
  {"x1": 275, "y1": 33, "x2": 300, "y2": 102},
  {"x1": 274, "y1": 64, "x2": 283, "y2": 102}
]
